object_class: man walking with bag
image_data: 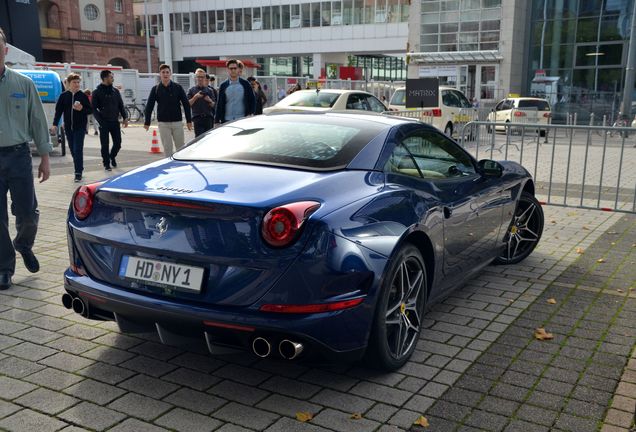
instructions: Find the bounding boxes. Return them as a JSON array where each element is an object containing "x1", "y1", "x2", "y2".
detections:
[
  {"x1": 144, "y1": 64, "x2": 192, "y2": 155},
  {"x1": 0, "y1": 27, "x2": 51, "y2": 290},
  {"x1": 187, "y1": 68, "x2": 216, "y2": 137},
  {"x1": 92, "y1": 70, "x2": 128, "y2": 171},
  {"x1": 51, "y1": 73, "x2": 91, "y2": 182}
]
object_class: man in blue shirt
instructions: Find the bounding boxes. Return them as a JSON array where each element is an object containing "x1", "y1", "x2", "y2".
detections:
[
  {"x1": 215, "y1": 59, "x2": 255, "y2": 124},
  {"x1": 0, "y1": 28, "x2": 52, "y2": 290}
]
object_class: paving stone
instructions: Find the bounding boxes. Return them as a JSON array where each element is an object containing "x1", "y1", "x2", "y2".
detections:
[
  {"x1": 264, "y1": 416, "x2": 332, "y2": 432},
  {"x1": 63, "y1": 378, "x2": 127, "y2": 405},
  {"x1": 14, "y1": 388, "x2": 79, "y2": 415},
  {"x1": 490, "y1": 382, "x2": 528, "y2": 403},
  {"x1": 418, "y1": 415, "x2": 458, "y2": 432},
  {"x1": 76, "y1": 361, "x2": 136, "y2": 385},
  {"x1": 256, "y1": 394, "x2": 322, "y2": 418},
  {"x1": 0, "y1": 408, "x2": 67, "y2": 432},
  {"x1": 432, "y1": 370, "x2": 461, "y2": 386},
  {"x1": 553, "y1": 413, "x2": 598, "y2": 432},
  {"x1": 399, "y1": 362, "x2": 439, "y2": 380},
  {"x1": 349, "y1": 381, "x2": 412, "y2": 406},
  {"x1": 208, "y1": 379, "x2": 269, "y2": 405},
  {"x1": 4, "y1": 342, "x2": 57, "y2": 362},
  {"x1": 310, "y1": 407, "x2": 379, "y2": 432},
  {"x1": 516, "y1": 404, "x2": 559, "y2": 427},
  {"x1": 504, "y1": 420, "x2": 550, "y2": 432},
  {"x1": 500, "y1": 370, "x2": 538, "y2": 389},
  {"x1": 162, "y1": 388, "x2": 225, "y2": 415},
  {"x1": 45, "y1": 336, "x2": 98, "y2": 355},
  {"x1": 40, "y1": 352, "x2": 94, "y2": 372},
  {"x1": 213, "y1": 364, "x2": 271, "y2": 386},
  {"x1": 478, "y1": 395, "x2": 520, "y2": 417},
  {"x1": 259, "y1": 375, "x2": 321, "y2": 400},
  {"x1": 119, "y1": 355, "x2": 177, "y2": 378},
  {"x1": 534, "y1": 377, "x2": 576, "y2": 397},
  {"x1": 571, "y1": 385, "x2": 613, "y2": 406},
  {"x1": 59, "y1": 324, "x2": 108, "y2": 341},
  {"x1": 0, "y1": 376, "x2": 37, "y2": 399},
  {"x1": 0, "y1": 356, "x2": 45, "y2": 378},
  {"x1": 397, "y1": 376, "x2": 426, "y2": 392},
  {"x1": 299, "y1": 369, "x2": 359, "y2": 392},
  {"x1": 564, "y1": 399, "x2": 607, "y2": 419},
  {"x1": 0, "y1": 400, "x2": 21, "y2": 418},
  {"x1": 118, "y1": 374, "x2": 179, "y2": 399},
  {"x1": 160, "y1": 367, "x2": 220, "y2": 391},
  {"x1": 106, "y1": 418, "x2": 168, "y2": 432},
  {"x1": 310, "y1": 388, "x2": 374, "y2": 413},
  {"x1": 604, "y1": 408, "x2": 635, "y2": 428},
  {"x1": 24, "y1": 367, "x2": 83, "y2": 391},
  {"x1": 419, "y1": 381, "x2": 450, "y2": 398},
  {"x1": 403, "y1": 394, "x2": 435, "y2": 412},
  {"x1": 59, "y1": 401, "x2": 126, "y2": 431},
  {"x1": 387, "y1": 408, "x2": 421, "y2": 429},
  {"x1": 81, "y1": 345, "x2": 136, "y2": 365},
  {"x1": 154, "y1": 407, "x2": 223, "y2": 432},
  {"x1": 463, "y1": 409, "x2": 509, "y2": 432},
  {"x1": 610, "y1": 395, "x2": 636, "y2": 413},
  {"x1": 363, "y1": 403, "x2": 399, "y2": 423},
  {"x1": 108, "y1": 392, "x2": 173, "y2": 421},
  {"x1": 213, "y1": 402, "x2": 279, "y2": 430},
  {"x1": 425, "y1": 400, "x2": 472, "y2": 422},
  {"x1": 441, "y1": 387, "x2": 482, "y2": 408}
]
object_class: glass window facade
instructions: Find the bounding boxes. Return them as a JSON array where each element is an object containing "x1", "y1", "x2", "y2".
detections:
[
  {"x1": 140, "y1": 1, "x2": 409, "y2": 37},
  {"x1": 528, "y1": 0, "x2": 633, "y2": 117},
  {"x1": 419, "y1": 0, "x2": 502, "y2": 52}
]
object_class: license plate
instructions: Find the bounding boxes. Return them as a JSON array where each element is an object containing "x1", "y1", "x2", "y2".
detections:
[{"x1": 119, "y1": 256, "x2": 204, "y2": 293}]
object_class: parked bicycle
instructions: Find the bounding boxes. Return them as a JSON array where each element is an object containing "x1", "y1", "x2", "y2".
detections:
[
  {"x1": 608, "y1": 114, "x2": 630, "y2": 138},
  {"x1": 124, "y1": 99, "x2": 146, "y2": 122}
]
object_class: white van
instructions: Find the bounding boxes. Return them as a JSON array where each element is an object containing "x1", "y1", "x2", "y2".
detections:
[{"x1": 388, "y1": 86, "x2": 475, "y2": 137}]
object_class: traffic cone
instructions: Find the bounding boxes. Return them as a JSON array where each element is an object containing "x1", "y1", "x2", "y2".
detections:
[{"x1": 149, "y1": 130, "x2": 161, "y2": 154}]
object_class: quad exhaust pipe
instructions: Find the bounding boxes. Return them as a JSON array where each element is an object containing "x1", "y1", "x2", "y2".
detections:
[
  {"x1": 278, "y1": 339, "x2": 304, "y2": 360},
  {"x1": 252, "y1": 337, "x2": 271, "y2": 358},
  {"x1": 62, "y1": 293, "x2": 88, "y2": 317}
]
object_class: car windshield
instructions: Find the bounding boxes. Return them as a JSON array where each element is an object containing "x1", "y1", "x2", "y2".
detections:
[
  {"x1": 518, "y1": 99, "x2": 550, "y2": 111},
  {"x1": 390, "y1": 89, "x2": 406, "y2": 106},
  {"x1": 174, "y1": 116, "x2": 385, "y2": 170},
  {"x1": 279, "y1": 91, "x2": 340, "y2": 108}
]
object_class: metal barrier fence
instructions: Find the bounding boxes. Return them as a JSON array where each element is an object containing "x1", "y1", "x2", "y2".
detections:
[{"x1": 458, "y1": 121, "x2": 636, "y2": 214}]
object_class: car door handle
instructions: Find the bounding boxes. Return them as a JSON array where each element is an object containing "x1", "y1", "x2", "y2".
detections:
[{"x1": 443, "y1": 207, "x2": 452, "y2": 218}]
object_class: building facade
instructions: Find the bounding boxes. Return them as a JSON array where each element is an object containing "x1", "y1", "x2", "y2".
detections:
[
  {"x1": 38, "y1": 0, "x2": 158, "y2": 71},
  {"x1": 133, "y1": 0, "x2": 409, "y2": 79}
]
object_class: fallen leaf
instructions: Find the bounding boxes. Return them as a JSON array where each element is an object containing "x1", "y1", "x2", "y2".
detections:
[
  {"x1": 582, "y1": 226, "x2": 590, "y2": 230},
  {"x1": 632, "y1": 244, "x2": 636, "y2": 248},
  {"x1": 607, "y1": 231, "x2": 618, "y2": 235},
  {"x1": 547, "y1": 298, "x2": 557, "y2": 304},
  {"x1": 296, "y1": 412, "x2": 313, "y2": 422},
  {"x1": 610, "y1": 242, "x2": 616, "y2": 246},
  {"x1": 550, "y1": 220, "x2": 557, "y2": 224},
  {"x1": 567, "y1": 211, "x2": 578, "y2": 216},
  {"x1": 617, "y1": 289, "x2": 624, "y2": 293},
  {"x1": 351, "y1": 413, "x2": 362, "y2": 420},
  {"x1": 413, "y1": 416, "x2": 430, "y2": 427},
  {"x1": 576, "y1": 247, "x2": 585, "y2": 254},
  {"x1": 597, "y1": 258, "x2": 606, "y2": 263},
  {"x1": 534, "y1": 327, "x2": 554, "y2": 341}
]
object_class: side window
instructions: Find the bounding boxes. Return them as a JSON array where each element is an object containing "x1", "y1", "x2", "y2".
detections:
[
  {"x1": 366, "y1": 95, "x2": 386, "y2": 112},
  {"x1": 501, "y1": 100, "x2": 513, "y2": 110},
  {"x1": 495, "y1": 100, "x2": 504, "y2": 111},
  {"x1": 392, "y1": 131, "x2": 476, "y2": 179},
  {"x1": 454, "y1": 91, "x2": 472, "y2": 108},
  {"x1": 385, "y1": 142, "x2": 421, "y2": 178},
  {"x1": 346, "y1": 94, "x2": 367, "y2": 110},
  {"x1": 441, "y1": 90, "x2": 455, "y2": 107}
]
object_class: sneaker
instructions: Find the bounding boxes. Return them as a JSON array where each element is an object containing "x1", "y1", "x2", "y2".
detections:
[
  {"x1": 110, "y1": 157, "x2": 117, "y2": 168},
  {"x1": 0, "y1": 273, "x2": 11, "y2": 290},
  {"x1": 74, "y1": 174, "x2": 82, "y2": 182},
  {"x1": 104, "y1": 165, "x2": 112, "y2": 171}
]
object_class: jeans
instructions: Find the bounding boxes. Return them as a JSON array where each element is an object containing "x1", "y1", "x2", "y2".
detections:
[
  {"x1": 0, "y1": 143, "x2": 39, "y2": 275},
  {"x1": 66, "y1": 128, "x2": 85, "y2": 175},
  {"x1": 193, "y1": 116, "x2": 214, "y2": 137},
  {"x1": 158, "y1": 121, "x2": 185, "y2": 155},
  {"x1": 99, "y1": 120, "x2": 122, "y2": 167}
]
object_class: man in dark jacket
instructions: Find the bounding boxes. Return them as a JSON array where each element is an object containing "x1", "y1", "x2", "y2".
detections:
[
  {"x1": 215, "y1": 59, "x2": 256, "y2": 124},
  {"x1": 187, "y1": 68, "x2": 216, "y2": 137},
  {"x1": 144, "y1": 64, "x2": 192, "y2": 155},
  {"x1": 51, "y1": 73, "x2": 92, "y2": 182},
  {"x1": 91, "y1": 70, "x2": 128, "y2": 171}
]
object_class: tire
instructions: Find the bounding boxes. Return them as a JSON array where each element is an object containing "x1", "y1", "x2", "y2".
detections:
[
  {"x1": 59, "y1": 127, "x2": 66, "y2": 157},
  {"x1": 125, "y1": 107, "x2": 132, "y2": 121},
  {"x1": 444, "y1": 123, "x2": 453, "y2": 137},
  {"x1": 366, "y1": 243, "x2": 427, "y2": 371},
  {"x1": 494, "y1": 191, "x2": 544, "y2": 265}
]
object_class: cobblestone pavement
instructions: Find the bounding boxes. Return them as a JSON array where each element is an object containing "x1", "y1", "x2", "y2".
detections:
[{"x1": 0, "y1": 142, "x2": 634, "y2": 431}]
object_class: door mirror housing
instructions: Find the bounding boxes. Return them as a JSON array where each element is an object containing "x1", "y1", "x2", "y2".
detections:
[{"x1": 478, "y1": 159, "x2": 503, "y2": 177}]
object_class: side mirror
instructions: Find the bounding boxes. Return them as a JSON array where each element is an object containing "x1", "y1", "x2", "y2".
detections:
[{"x1": 478, "y1": 159, "x2": 503, "y2": 177}]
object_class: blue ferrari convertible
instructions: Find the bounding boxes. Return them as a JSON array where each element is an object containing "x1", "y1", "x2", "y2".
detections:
[{"x1": 63, "y1": 112, "x2": 543, "y2": 370}]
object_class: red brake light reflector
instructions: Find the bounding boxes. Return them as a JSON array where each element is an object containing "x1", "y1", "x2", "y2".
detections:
[
  {"x1": 543, "y1": 112, "x2": 551, "y2": 118},
  {"x1": 260, "y1": 297, "x2": 364, "y2": 313},
  {"x1": 72, "y1": 182, "x2": 102, "y2": 220},
  {"x1": 261, "y1": 201, "x2": 320, "y2": 248},
  {"x1": 432, "y1": 108, "x2": 442, "y2": 117},
  {"x1": 514, "y1": 111, "x2": 526, "y2": 117}
]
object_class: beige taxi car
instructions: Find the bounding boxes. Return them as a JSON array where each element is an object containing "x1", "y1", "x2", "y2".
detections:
[
  {"x1": 487, "y1": 97, "x2": 551, "y2": 136},
  {"x1": 263, "y1": 89, "x2": 387, "y2": 114},
  {"x1": 388, "y1": 86, "x2": 475, "y2": 137}
]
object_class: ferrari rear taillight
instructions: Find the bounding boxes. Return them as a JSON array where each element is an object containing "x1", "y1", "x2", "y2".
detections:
[
  {"x1": 72, "y1": 182, "x2": 102, "y2": 220},
  {"x1": 261, "y1": 201, "x2": 320, "y2": 248},
  {"x1": 432, "y1": 108, "x2": 442, "y2": 117}
]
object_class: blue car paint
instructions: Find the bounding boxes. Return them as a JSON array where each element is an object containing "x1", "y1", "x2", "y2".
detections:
[{"x1": 64, "y1": 114, "x2": 534, "y2": 359}]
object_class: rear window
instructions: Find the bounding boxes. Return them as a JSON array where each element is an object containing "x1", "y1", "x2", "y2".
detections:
[
  {"x1": 279, "y1": 91, "x2": 340, "y2": 108},
  {"x1": 174, "y1": 116, "x2": 385, "y2": 170},
  {"x1": 517, "y1": 99, "x2": 550, "y2": 111},
  {"x1": 390, "y1": 89, "x2": 406, "y2": 106}
]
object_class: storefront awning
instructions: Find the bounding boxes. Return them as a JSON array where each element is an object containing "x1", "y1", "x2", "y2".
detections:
[
  {"x1": 195, "y1": 59, "x2": 260, "y2": 68},
  {"x1": 408, "y1": 50, "x2": 503, "y2": 64}
]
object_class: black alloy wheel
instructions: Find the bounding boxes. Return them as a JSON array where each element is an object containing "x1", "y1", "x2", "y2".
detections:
[
  {"x1": 367, "y1": 243, "x2": 427, "y2": 371},
  {"x1": 495, "y1": 191, "x2": 544, "y2": 265}
]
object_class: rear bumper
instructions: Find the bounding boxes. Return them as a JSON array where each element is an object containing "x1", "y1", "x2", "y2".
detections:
[{"x1": 64, "y1": 268, "x2": 370, "y2": 362}]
